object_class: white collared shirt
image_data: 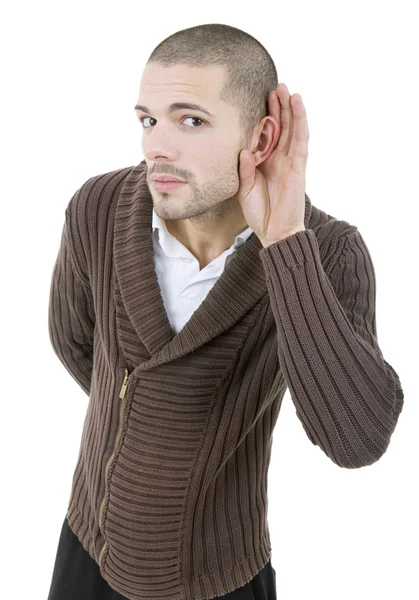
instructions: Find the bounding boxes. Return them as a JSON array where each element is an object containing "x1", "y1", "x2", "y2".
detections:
[{"x1": 151, "y1": 207, "x2": 254, "y2": 335}]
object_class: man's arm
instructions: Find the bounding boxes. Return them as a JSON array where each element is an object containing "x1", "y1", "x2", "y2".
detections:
[
  {"x1": 259, "y1": 226, "x2": 404, "y2": 469},
  {"x1": 48, "y1": 217, "x2": 95, "y2": 396}
]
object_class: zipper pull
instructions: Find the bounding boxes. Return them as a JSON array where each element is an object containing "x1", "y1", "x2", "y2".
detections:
[{"x1": 119, "y1": 368, "x2": 129, "y2": 399}]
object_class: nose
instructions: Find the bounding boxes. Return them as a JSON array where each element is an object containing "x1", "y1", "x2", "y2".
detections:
[{"x1": 142, "y1": 122, "x2": 178, "y2": 162}]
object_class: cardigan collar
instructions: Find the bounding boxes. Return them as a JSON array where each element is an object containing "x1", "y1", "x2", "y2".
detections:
[{"x1": 113, "y1": 160, "x2": 312, "y2": 371}]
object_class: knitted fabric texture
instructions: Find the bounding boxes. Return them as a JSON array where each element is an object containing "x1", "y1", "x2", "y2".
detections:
[{"x1": 48, "y1": 160, "x2": 404, "y2": 600}]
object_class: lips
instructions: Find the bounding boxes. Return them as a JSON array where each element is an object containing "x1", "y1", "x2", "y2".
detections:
[
  {"x1": 150, "y1": 175, "x2": 186, "y2": 183},
  {"x1": 151, "y1": 180, "x2": 187, "y2": 191}
]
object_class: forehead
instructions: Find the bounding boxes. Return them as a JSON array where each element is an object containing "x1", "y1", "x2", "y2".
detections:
[{"x1": 138, "y1": 63, "x2": 228, "y2": 110}]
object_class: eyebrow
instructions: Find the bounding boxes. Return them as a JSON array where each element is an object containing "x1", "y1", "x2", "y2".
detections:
[{"x1": 134, "y1": 102, "x2": 215, "y2": 118}]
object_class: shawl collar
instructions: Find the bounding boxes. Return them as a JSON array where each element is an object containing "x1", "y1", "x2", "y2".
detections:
[{"x1": 113, "y1": 160, "x2": 312, "y2": 371}]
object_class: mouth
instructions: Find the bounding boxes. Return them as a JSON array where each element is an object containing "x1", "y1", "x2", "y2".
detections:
[{"x1": 151, "y1": 180, "x2": 188, "y2": 190}]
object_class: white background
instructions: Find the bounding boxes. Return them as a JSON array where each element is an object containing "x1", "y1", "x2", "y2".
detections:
[{"x1": 1, "y1": 1, "x2": 417, "y2": 599}]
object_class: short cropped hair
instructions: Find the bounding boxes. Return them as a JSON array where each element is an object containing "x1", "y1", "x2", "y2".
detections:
[{"x1": 146, "y1": 23, "x2": 279, "y2": 147}]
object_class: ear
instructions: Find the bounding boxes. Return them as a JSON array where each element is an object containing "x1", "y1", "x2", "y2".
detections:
[{"x1": 251, "y1": 115, "x2": 281, "y2": 167}]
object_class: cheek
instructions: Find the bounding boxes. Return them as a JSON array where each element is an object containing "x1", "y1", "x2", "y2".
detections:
[{"x1": 202, "y1": 139, "x2": 239, "y2": 166}]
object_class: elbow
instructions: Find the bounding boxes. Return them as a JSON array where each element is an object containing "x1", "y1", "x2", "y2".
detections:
[
  {"x1": 336, "y1": 371, "x2": 404, "y2": 469},
  {"x1": 332, "y1": 450, "x2": 387, "y2": 470},
  {"x1": 331, "y1": 422, "x2": 402, "y2": 470}
]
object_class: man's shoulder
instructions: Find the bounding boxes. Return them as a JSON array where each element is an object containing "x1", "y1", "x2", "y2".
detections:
[
  {"x1": 66, "y1": 162, "x2": 145, "y2": 215},
  {"x1": 309, "y1": 202, "x2": 358, "y2": 248},
  {"x1": 65, "y1": 160, "x2": 148, "y2": 230},
  {"x1": 64, "y1": 161, "x2": 147, "y2": 283}
]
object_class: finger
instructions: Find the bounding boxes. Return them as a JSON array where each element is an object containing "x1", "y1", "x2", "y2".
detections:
[
  {"x1": 275, "y1": 83, "x2": 293, "y2": 155},
  {"x1": 288, "y1": 94, "x2": 309, "y2": 178}
]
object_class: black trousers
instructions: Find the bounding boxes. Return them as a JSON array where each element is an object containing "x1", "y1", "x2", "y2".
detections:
[{"x1": 47, "y1": 514, "x2": 277, "y2": 600}]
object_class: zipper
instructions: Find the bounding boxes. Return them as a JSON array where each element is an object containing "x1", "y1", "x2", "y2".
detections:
[{"x1": 98, "y1": 367, "x2": 130, "y2": 568}]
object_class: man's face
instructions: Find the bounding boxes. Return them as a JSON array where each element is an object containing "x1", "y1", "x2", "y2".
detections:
[{"x1": 136, "y1": 63, "x2": 249, "y2": 222}]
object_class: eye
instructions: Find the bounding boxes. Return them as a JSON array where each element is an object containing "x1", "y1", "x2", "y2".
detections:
[
  {"x1": 183, "y1": 116, "x2": 205, "y2": 128},
  {"x1": 139, "y1": 116, "x2": 206, "y2": 128}
]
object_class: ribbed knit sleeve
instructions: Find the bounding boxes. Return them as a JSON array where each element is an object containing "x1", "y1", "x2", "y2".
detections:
[
  {"x1": 48, "y1": 217, "x2": 95, "y2": 396},
  {"x1": 259, "y1": 227, "x2": 404, "y2": 469}
]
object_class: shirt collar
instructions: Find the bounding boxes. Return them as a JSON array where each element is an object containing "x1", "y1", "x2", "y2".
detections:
[{"x1": 151, "y1": 207, "x2": 254, "y2": 256}]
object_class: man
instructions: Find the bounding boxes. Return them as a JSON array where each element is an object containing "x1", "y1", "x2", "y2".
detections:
[{"x1": 47, "y1": 23, "x2": 404, "y2": 600}]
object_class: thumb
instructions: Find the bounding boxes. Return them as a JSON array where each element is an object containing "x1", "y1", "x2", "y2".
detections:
[{"x1": 237, "y1": 149, "x2": 256, "y2": 203}]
